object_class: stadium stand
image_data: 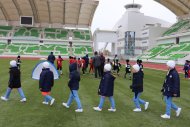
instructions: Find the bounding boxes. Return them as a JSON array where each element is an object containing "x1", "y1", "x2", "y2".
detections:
[
  {"x1": 0, "y1": 26, "x2": 13, "y2": 37},
  {"x1": 0, "y1": 42, "x2": 93, "y2": 56},
  {"x1": 162, "y1": 20, "x2": 190, "y2": 36},
  {"x1": 0, "y1": 26, "x2": 92, "y2": 41},
  {"x1": 73, "y1": 30, "x2": 91, "y2": 40},
  {"x1": 140, "y1": 42, "x2": 190, "y2": 60}
]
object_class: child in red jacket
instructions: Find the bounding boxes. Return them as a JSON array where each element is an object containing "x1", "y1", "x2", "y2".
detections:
[
  {"x1": 57, "y1": 55, "x2": 63, "y2": 75},
  {"x1": 89, "y1": 57, "x2": 94, "y2": 74}
]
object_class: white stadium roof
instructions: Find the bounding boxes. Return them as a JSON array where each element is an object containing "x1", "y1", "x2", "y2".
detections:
[{"x1": 0, "y1": 0, "x2": 99, "y2": 27}]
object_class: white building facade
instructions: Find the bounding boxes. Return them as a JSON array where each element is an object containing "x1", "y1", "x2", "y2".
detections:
[{"x1": 113, "y1": 3, "x2": 171, "y2": 57}]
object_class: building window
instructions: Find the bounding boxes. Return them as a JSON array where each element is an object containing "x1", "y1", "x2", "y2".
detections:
[
  {"x1": 142, "y1": 32, "x2": 148, "y2": 35},
  {"x1": 142, "y1": 41, "x2": 147, "y2": 44}
]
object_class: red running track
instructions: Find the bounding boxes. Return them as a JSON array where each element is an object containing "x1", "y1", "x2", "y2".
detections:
[{"x1": 121, "y1": 61, "x2": 184, "y2": 73}]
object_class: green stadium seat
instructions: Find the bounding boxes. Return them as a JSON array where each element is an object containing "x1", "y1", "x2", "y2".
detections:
[
  {"x1": 44, "y1": 28, "x2": 56, "y2": 33},
  {"x1": 163, "y1": 20, "x2": 190, "y2": 36},
  {"x1": 0, "y1": 26, "x2": 13, "y2": 30},
  {"x1": 0, "y1": 43, "x2": 7, "y2": 50},
  {"x1": 55, "y1": 46, "x2": 68, "y2": 55},
  {"x1": 56, "y1": 30, "x2": 68, "y2": 39},
  {"x1": 45, "y1": 33, "x2": 56, "y2": 39},
  {"x1": 0, "y1": 31, "x2": 8, "y2": 37},
  {"x1": 25, "y1": 45, "x2": 39, "y2": 54},
  {"x1": 0, "y1": 26, "x2": 13, "y2": 37},
  {"x1": 160, "y1": 44, "x2": 184, "y2": 56},
  {"x1": 85, "y1": 35, "x2": 91, "y2": 40},
  {"x1": 14, "y1": 28, "x2": 26, "y2": 37},
  {"x1": 30, "y1": 29, "x2": 39, "y2": 37},
  {"x1": 73, "y1": 30, "x2": 91, "y2": 40},
  {"x1": 73, "y1": 46, "x2": 86, "y2": 55},
  {"x1": 6, "y1": 44, "x2": 21, "y2": 54}
]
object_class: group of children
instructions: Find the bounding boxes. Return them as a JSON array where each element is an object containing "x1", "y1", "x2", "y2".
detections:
[
  {"x1": 68, "y1": 56, "x2": 94, "y2": 75},
  {"x1": 0, "y1": 56, "x2": 182, "y2": 119}
]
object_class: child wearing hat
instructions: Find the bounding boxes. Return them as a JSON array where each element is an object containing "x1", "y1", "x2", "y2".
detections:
[
  {"x1": 93, "y1": 64, "x2": 116, "y2": 112},
  {"x1": 62, "y1": 63, "x2": 83, "y2": 112},
  {"x1": 161, "y1": 60, "x2": 181, "y2": 119},
  {"x1": 130, "y1": 64, "x2": 149, "y2": 112},
  {"x1": 39, "y1": 61, "x2": 55, "y2": 106},
  {"x1": 1, "y1": 60, "x2": 26, "y2": 102}
]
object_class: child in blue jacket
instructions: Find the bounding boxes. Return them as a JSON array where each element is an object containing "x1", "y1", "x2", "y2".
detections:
[
  {"x1": 62, "y1": 63, "x2": 83, "y2": 112},
  {"x1": 161, "y1": 60, "x2": 181, "y2": 119},
  {"x1": 130, "y1": 64, "x2": 149, "y2": 112},
  {"x1": 93, "y1": 64, "x2": 116, "y2": 112},
  {"x1": 1, "y1": 60, "x2": 26, "y2": 102}
]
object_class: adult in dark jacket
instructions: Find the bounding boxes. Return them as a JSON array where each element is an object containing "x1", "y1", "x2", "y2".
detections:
[
  {"x1": 93, "y1": 51, "x2": 102, "y2": 78},
  {"x1": 130, "y1": 64, "x2": 149, "y2": 112},
  {"x1": 161, "y1": 60, "x2": 181, "y2": 119},
  {"x1": 100, "y1": 53, "x2": 105, "y2": 77},
  {"x1": 93, "y1": 64, "x2": 116, "y2": 112},
  {"x1": 62, "y1": 63, "x2": 83, "y2": 112},
  {"x1": 39, "y1": 61, "x2": 55, "y2": 106},
  {"x1": 1, "y1": 60, "x2": 26, "y2": 102},
  {"x1": 83, "y1": 54, "x2": 89, "y2": 71},
  {"x1": 47, "y1": 52, "x2": 55, "y2": 64}
]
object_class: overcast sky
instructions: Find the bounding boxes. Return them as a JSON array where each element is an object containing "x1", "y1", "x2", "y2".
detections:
[{"x1": 91, "y1": 0, "x2": 177, "y2": 33}]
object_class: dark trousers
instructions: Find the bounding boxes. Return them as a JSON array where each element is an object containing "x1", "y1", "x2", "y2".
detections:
[
  {"x1": 185, "y1": 71, "x2": 188, "y2": 78},
  {"x1": 95, "y1": 66, "x2": 101, "y2": 78},
  {"x1": 82, "y1": 67, "x2": 85, "y2": 74},
  {"x1": 100, "y1": 64, "x2": 104, "y2": 77},
  {"x1": 124, "y1": 71, "x2": 131, "y2": 79}
]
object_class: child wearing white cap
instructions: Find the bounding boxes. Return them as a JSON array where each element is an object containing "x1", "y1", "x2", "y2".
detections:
[
  {"x1": 93, "y1": 64, "x2": 116, "y2": 112},
  {"x1": 1, "y1": 60, "x2": 26, "y2": 102},
  {"x1": 161, "y1": 60, "x2": 181, "y2": 119},
  {"x1": 130, "y1": 64, "x2": 149, "y2": 112},
  {"x1": 39, "y1": 61, "x2": 55, "y2": 106}
]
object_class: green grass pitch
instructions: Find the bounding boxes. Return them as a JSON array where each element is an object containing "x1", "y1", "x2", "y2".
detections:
[{"x1": 0, "y1": 59, "x2": 189, "y2": 127}]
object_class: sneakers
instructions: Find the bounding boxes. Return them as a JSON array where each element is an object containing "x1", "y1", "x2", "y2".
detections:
[
  {"x1": 161, "y1": 114, "x2": 170, "y2": 119},
  {"x1": 93, "y1": 107, "x2": 102, "y2": 111},
  {"x1": 75, "y1": 109, "x2": 83, "y2": 112},
  {"x1": 176, "y1": 108, "x2": 182, "y2": 117},
  {"x1": 62, "y1": 102, "x2": 70, "y2": 108},
  {"x1": 133, "y1": 108, "x2": 142, "y2": 112},
  {"x1": 144, "y1": 102, "x2": 149, "y2": 110},
  {"x1": 108, "y1": 108, "x2": 116, "y2": 112},
  {"x1": 50, "y1": 98, "x2": 55, "y2": 106},
  {"x1": 1, "y1": 96, "x2": 8, "y2": 101},
  {"x1": 42, "y1": 101, "x2": 49, "y2": 105},
  {"x1": 20, "y1": 98, "x2": 26, "y2": 102}
]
